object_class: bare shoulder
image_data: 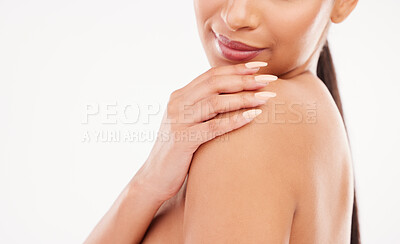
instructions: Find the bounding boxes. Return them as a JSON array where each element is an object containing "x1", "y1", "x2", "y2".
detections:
[
  {"x1": 265, "y1": 72, "x2": 355, "y2": 243},
  {"x1": 183, "y1": 72, "x2": 354, "y2": 243}
]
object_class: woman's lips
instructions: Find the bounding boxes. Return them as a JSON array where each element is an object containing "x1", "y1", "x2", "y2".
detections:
[{"x1": 213, "y1": 31, "x2": 266, "y2": 62}]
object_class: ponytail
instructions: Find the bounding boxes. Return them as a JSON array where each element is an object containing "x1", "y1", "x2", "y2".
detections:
[{"x1": 317, "y1": 40, "x2": 361, "y2": 244}]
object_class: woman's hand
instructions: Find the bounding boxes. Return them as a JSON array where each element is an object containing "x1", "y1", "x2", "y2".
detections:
[
  {"x1": 84, "y1": 61, "x2": 278, "y2": 244},
  {"x1": 132, "y1": 61, "x2": 278, "y2": 203}
]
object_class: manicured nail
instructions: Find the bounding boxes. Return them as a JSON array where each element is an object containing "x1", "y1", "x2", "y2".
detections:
[
  {"x1": 254, "y1": 75, "x2": 278, "y2": 84},
  {"x1": 242, "y1": 109, "x2": 263, "y2": 121},
  {"x1": 254, "y1": 91, "x2": 277, "y2": 101},
  {"x1": 245, "y1": 61, "x2": 268, "y2": 69}
]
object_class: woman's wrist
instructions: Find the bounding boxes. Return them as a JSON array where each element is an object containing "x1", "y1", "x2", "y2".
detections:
[
  {"x1": 84, "y1": 173, "x2": 166, "y2": 244},
  {"x1": 128, "y1": 172, "x2": 167, "y2": 206}
]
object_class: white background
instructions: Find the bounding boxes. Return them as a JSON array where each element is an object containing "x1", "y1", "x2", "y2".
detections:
[{"x1": 0, "y1": 0, "x2": 399, "y2": 243}]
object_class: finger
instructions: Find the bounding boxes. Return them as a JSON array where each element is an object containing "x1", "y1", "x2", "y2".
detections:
[
  {"x1": 186, "y1": 73, "x2": 278, "y2": 104},
  {"x1": 185, "y1": 108, "x2": 263, "y2": 147},
  {"x1": 188, "y1": 91, "x2": 276, "y2": 123},
  {"x1": 179, "y1": 61, "x2": 269, "y2": 93}
]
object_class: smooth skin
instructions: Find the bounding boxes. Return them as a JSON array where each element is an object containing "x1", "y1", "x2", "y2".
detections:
[
  {"x1": 84, "y1": 61, "x2": 273, "y2": 244},
  {"x1": 84, "y1": 0, "x2": 358, "y2": 243}
]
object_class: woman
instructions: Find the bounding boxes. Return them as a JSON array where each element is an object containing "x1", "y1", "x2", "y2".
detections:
[{"x1": 84, "y1": 0, "x2": 360, "y2": 243}]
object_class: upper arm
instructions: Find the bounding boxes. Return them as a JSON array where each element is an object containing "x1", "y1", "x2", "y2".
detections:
[{"x1": 182, "y1": 90, "x2": 319, "y2": 243}]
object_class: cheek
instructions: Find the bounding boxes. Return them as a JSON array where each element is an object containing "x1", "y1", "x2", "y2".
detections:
[
  {"x1": 193, "y1": 0, "x2": 217, "y2": 41},
  {"x1": 268, "y1": 2, "x2": 329, "y2": 68},
  {"x1": 193, "y1": 0, "x2": 226, "y2": 63},
  {"x1": 194, "y1": 0, "x2": 221, "y2": 26}
]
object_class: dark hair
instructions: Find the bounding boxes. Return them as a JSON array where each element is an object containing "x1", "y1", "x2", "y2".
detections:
[{"x1": 317, "y1": 40, "x2": 361, "y2": 244}]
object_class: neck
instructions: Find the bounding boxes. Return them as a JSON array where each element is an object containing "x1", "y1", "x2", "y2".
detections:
[
  {"x1": 277, "y1": 20, "x2": 331, "y2": 80},
  {"x1": 278, "y1": 51, "x2": 320, "y2": 80}
]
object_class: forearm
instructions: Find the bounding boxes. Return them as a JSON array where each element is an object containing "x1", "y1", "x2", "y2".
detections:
[{"x1": 84, "y1": 176, "x2": 165, "y2": 244}]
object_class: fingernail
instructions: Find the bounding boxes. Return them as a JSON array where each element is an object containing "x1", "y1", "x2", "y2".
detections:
[
  {"x1": 254, "y1": 91, "x2": 277, "y2": 101},
  {"x1": 242, "y1": 109, "x2": 263, "y2": 121},
  {"x1": 245, "y1": 61, "x2": 268, "y2": 69},
  {"x1": 254, "y1": 75, "x2": 278, "y2": 84}
]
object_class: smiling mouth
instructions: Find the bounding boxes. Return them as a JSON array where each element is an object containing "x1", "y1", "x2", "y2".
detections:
[{"x1": 212, "y1": 30, "x2": 266, "y2": 62}]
